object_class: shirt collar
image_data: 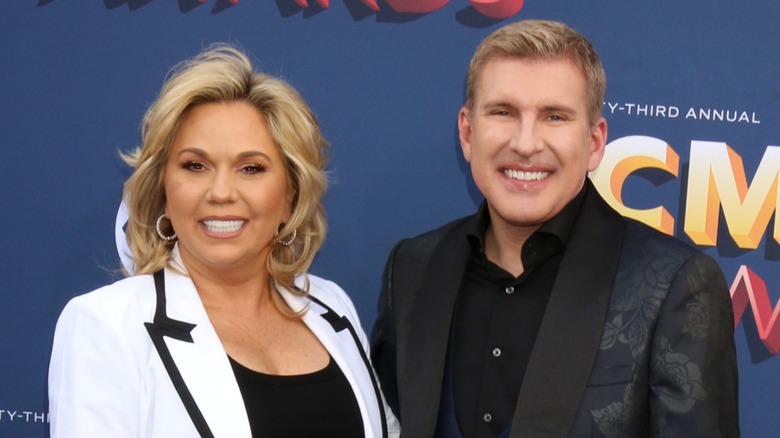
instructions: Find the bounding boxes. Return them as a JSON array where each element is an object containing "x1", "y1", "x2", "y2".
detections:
[{"x1": 467, "y1": 180, "x2": 590, "y2": 253}]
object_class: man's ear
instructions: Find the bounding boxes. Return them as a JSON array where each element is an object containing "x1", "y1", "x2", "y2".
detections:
[
  {"x1": 458, "y1": 107, "x2": 473, "y2": 163},
  {"x1": 587, "y1": 116, "x2": 608, "y2": 171}
]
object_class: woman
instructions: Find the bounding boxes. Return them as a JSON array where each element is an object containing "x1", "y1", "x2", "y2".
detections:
[{"x1": 48, "y1": 45, "x2": 400, "y2": 437}]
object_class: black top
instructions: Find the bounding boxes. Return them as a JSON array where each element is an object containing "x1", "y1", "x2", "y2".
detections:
[
  {"x1": 452, "y1": 185, "x2": 586, "y2": 437},
  {"x1": 229, "y1": 354, "x2": 364, "y2": 438}
]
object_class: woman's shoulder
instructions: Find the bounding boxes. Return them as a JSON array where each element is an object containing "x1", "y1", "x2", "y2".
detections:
[
  {"x1": 304, "y1": 273, "x2": 345, "y2": 295},
  {"x1": 51, "y1": 274, "x2": 164, "y2": 364},
  {"x1": 300, "y1": 274, "x2": 359, "y2": 318},
  {"x1": 60, "y1": 274, "x2": 157, "y2": 323}
]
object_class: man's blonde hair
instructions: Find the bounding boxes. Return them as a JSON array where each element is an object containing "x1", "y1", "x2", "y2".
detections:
[{"x1": 466, "y1": 20, "x2": 606, "y2": 125}]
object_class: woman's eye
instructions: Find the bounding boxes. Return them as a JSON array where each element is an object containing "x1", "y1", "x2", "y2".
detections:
[
  {"x1": 183, "y1": 161, "x2": 206, "y2": 171},
  {"x1": 241, "y1": 164, "x2": 266, "y2": 175}
]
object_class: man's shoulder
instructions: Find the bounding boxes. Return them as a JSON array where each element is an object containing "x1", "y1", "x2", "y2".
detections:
[
  {"x1": 394, "y1": 214, "x2": 475, "y2": 256},
  {"x1": 619, "y1": 217, "x2": 706, "y2": 269},
  {"x1": 583, "y1": 183, "x2": 703, "y2": 261}
]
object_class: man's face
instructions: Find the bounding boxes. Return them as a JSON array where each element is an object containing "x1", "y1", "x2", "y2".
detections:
[{"x1": 459, "y1": 56, "x2": 607, "y2": 233}]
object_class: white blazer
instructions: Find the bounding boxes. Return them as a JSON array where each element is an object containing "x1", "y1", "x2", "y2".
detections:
[{"x1": 49, "y1": 252, "x2": 400, "y2": 437}]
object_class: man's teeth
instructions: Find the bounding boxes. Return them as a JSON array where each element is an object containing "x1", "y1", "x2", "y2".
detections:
[
  {"x1": 203, "y1": 220, "x2": 244, "y2": 233},
  {"x1": 504, "y1": 169, "x2": 549, "y2": 181}
]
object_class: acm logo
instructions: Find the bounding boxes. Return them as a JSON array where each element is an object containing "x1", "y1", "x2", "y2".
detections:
[{"x1": 591, "y1": 135, "x2": 780, "y2": 360}]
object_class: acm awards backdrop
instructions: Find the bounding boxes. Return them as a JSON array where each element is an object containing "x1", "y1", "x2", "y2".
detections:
[{"x1": 1, "y1": 1, "x2": 778, "y2": 436}]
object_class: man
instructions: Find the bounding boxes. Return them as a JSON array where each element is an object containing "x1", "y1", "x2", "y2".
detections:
[{"x1": 370, "y1": 20, "x2": 739, "y2": 437}]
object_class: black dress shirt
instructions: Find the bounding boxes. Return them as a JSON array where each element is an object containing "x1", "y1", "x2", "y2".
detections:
[{"x1": 452, "y1": 186, "x2": 586, "y2": 437}]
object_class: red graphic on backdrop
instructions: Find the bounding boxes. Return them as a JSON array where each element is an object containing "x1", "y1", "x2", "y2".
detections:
[
  {"x1": 384, "y1": 0, "x2": 450, "y2": 14},
  {"x1": 469, "y1": 0, "x2": 524, "y2": 19},
  {"x1": 96, "y1": 0, "x2": 525, "y2": 18},
  {"x1": 292, "y1": 0, "x2": 525, "y2": 18},
  {"x1": 731, "y1": 265, "x2": 780, "y2": 354},
  {"x1": 359, "y1": 0, "x2": 380, "y2": 11},
  {"x1": 295, "y1": 0, "x2": 329, "y2": 7}
]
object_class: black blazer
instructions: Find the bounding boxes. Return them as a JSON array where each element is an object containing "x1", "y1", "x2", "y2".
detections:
[{"x1": 371, "y1": 181, "x2": 739, "y2": 437}]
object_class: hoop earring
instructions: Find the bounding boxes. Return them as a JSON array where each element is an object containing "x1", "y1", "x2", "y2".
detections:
[
  {"x1": 156, "y1": 214, "x2": 177, "y2": 241},
  {"x1": 277, "y1": 229, "x2": 297, "y2": 247}
]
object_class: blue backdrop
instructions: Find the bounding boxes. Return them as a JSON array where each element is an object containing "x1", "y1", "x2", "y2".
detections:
[{"x1": 2, "y1": 2, "x2": 778, "y2": 436}]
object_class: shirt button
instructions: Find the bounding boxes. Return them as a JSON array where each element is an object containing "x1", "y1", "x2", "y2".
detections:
[
  {"x1": 492, "y1": 348, "x2": 502, "y2": 357},
  {"x1": 505, "y1": 286, "x2": 515, "y2": 294},
  {"x1": 483, "y1": 413, "x2": 493, "y2": 423}
]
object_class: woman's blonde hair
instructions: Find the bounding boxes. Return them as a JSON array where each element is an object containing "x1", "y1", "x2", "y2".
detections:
[{"x1": 122, "y1": 44, "x2": 328, "y2": 306}]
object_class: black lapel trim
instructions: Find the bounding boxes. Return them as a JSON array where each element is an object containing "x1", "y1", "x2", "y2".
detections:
[
  {"x1": 386, "y1": 215, "x2": 476, "y2": 436},
  {"x1": 399, "y1": 218, "x2": 473, "y2": 434},
  {"x1": 510, "y1": 182, "x2": 625, "y2": 437},
  {"x1": 308, "y1": 294, "x2": 389, "y2": 438},
  {"x1": 144, "y1": 270, "x2": 214, "y2": 438}
]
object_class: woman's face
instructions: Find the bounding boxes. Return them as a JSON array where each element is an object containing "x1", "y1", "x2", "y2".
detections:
[{"x1": 163, "y1": 101, "x2": 292, "y2": 276}]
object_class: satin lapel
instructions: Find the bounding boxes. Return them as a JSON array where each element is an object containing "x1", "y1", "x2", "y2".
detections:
[
  {"x1": 398, "y1": 218, "x2": 473, "y2": 434},
  {"x1": 155, "y1": 269, "x2": 252, "y2": 437},
  {"x1": 287, "y1": 290, "x2": 386, "y2": 438},
  {"x1": 510, "y1": 184, "x2": 625, "y2": 437}
]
